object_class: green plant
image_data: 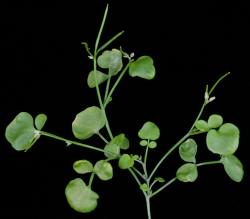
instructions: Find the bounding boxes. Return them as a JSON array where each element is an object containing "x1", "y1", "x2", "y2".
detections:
[{"x1": 5, "y1": 5, "x2": 243, "y2": 219}]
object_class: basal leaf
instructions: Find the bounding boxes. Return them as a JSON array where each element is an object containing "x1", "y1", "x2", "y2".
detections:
[
  {"x1": 97, "y1": 49, "x2": 123, "y2": 75},
  {"x1": 138, "y1": 121, "x2": 160, "y2": 140},
  {"x1": 222, "y1": 155, "x2": 244, "y2": 182},
  {"x1": 208, "y1": 114, "x2": 223, "y2": 129},
  {"x1": 5, "y1": 112, "x2": 37, "y2": 151},
  {"x1": 94, "y1": 160, "x2": 113, "y2": 181},
  {"x1": 129, "y1": 56, "x2": 155, "y2": 80},
  {"x1": 87, "y1": 70, "x2": 109, "y2": 88},
  {"x1": 34, "y1": 113, "x2": 47, "y2": 130},
  {"x1": 73, "y1": 160, "x2": 93, "y2": 174},
  {"x1": 176, "y1": 163, "x2": 198, "y2": 182},
  {"x1": 72, "y1": 106, "x2": 106, "y2": 140},
  {"x1": 65, "y1": 178, "x2": 99, "y2": 213},
  {"x1": 179, "y1": 138, "x2": 197, "y2": 163},
  {"x1": 206, "y1": 123, "x2": 239, "y2": 155}
]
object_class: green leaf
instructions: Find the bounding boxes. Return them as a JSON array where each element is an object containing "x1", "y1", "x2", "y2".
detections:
[
  {"x1": 5, "y1": 112, "x2": 37, "y2": 151},
  {"x1": 104, "y1": 143, "x2": 120, "y2": 159},
  {"x1": 140, "y1": 140, "x2": 148, "y2": 147},
  {"x1": 87, "y1": 70, "x2": 109, "y2": 88},
  {"x1": 179, "y1": 138, "x2": 197, "y2": 163},
  {"x1": 97, "y1": 49, "x2": 123, "y2": 75},
  {"x1": 138, "y1": 121, "x2": 160, "y2": 140},
  {"x1": 148, "y1": 141, "x2": 157, "y2": 149},
  {"x1": 194, "y1": 120, "x2": 209, "y2": 132},
  {"x1": 118, "y1": 154, "x2": 134, "y2": 169},
  {"x1": 94, "y1": 160, "x2": 113, "y2": 181},
  {"x1": 72, "y1": 106, "x2": 106, "y2": 140},
  {"x1": 176, "y1": 163, "x2": 198, "y2": 182},
  {"x1": 111, "y1": 133, "x2": 130, "y2": 150},
  {"x1": 222, "y1": 155, "x2": 244, "y2": 182},
  {"x1": 208, "y1": 114, "x2": 223, "y2": 129},
  {"x1": 73, "y1": 160, "x2": 93, "y2": 174},
  {"x1": 155, "y1": 177, "x2": 165, "y2": 183},
  {"x1": 206, "y1": 123, "x2": 240, "y2": 155},
  {"x1": 129, "y1": 56, "x2": 156, "y2": 80},
  {"x1": 140, "y1": 183, "x2": 150, "y2": 192},
  {"x1": 34, "y1": 113, "x2": 47, "y2": 130},
  {"x1": 65, "y1": 178, "x2": 99, "y2": 213}
]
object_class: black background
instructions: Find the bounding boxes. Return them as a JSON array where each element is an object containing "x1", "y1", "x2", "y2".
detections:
[{"x1": 0, "y1": 1, "x2": 249, "y2": 218}]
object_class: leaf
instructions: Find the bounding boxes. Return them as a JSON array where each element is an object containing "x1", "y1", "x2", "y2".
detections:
[
  {"x1": 5, "y1": 112, "x2": 37, "y2": 151},
  {"x1": 148, "y1": 141, "x2": 157, "y2": 149},
  {"x1": 140, "y1": 140, "x2": 148, "y2": 146},
  {"x1": 176, "y1": 163, "x2": 198, "y2": 182},
  {"x1": 206, "y1": 123, "x2": 240, "y2": 155},
  {"x1": 73, "y1": 160, "x2": 93, "y2": 174},
  {"x1": 111, "y1": 133, "x2": 130, "y2": 150},
  {"x1": 194, "y1": 120, "x2": 209, "y2": 132},
  {"x1": 94, "y1": 160, "x2": 113, "y2": 181},
  {"x1": 140, "y1": 183, "x2": 150, "y2": 192},
  {"x1": 87, "y1": 70, "x2": 109, "y2": 88},
  {"x1": 35, "y1": 113, "x2": 47, "y2": 130},
  {"x1": 65, "y1": 178, "x2": 99, "y2": 213},
  {"x1": 221, "y1": 155, "x2": 244, "y2": 182},
  {"x1": 118, "y1": 154, "x2": 134, "y2": 169},
  {"x1": 104, "y1": 143, "x2": 120, "y2": 159},
  {"x1": 129, "y1": 56, "x2": 156, "y2": 80},
  {"x1": 155, "y1": 177, "x2": 165, "y2": 183},
  {"x1": 179, "y1": 138, "x2": 197, "y2": 163},
  {"x1": 72, "y1": 106, "x2": 106, "y2": 140},
  {"x1": 208, "y1": 114, "x2": 223, "y2": 129},
  {"x1": 97, "y1": 49, "x2": 123, "y2": 75},
  {"x1": 138, "y1": 121, "x2": 160, "y2": 140}
]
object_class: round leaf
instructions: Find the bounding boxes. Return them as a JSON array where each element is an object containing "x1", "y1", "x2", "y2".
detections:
[
  {"x1": 129, "y1": 56, "x2": 156, "y2": 80},
  {"x1": 208, "y1": 114, "x2": 223, "y2": 129},
  {"x1": 176, "y1": 163, "x2": 198, "y2": 182},
  {"x1": 73, "y1": 160, "x2": 93, "y2": 174},
  {"x1": 94, "y1": 160, "x2": 113, "y2": 181},
  {"x1": 72, "y1": 106, "x2": 106, "y2": 140},
  {"x1": 140, "y1": 140, "x2": 148, "y2": 147},
  {"x1": 97, "y1": 49, "x2": 123, "y2": 75},
  {"x1": 194, "y1": 120, "x2": 209, "y2": 132},
  {"x1": 222, "y1": 155, "x2": 244, "y2": 182},
  {"x1": 111, "y1": 133, "x2": 130, "y2": 150},
  {"x1": 87, "y1": 70, "x2": 109, "y2": 88},
  {"x1": 179, "y1": 138, "x2": 197, "y2": 163},
  {"x1": 65, "y1": 178, "x2": 99, "y2": 213},
  {"x1": 206, "y1": 123, "x2": 239, "y2": 155},
  {"x1": 138, "y1": 121, "x2": 160, "y2": 140},
  {"x1": 104, "y1": 143, "x2": 120, "y2": 159},
  {"x1": 35, "y1": 113, "x2": 47, "y2": 130},
  {"x1": 118, "y1": 154, "x2": 134, "y2": 169},
  {"x1": 148, "y1": 141, "x2": 157, "y2": 149},
  {"x1": 5, "y1": 112, "x2": 37, "y2": 151}
]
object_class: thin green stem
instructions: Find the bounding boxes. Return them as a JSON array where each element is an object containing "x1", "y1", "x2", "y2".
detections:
[
  {"x1": 104, "y1": 70, "x2": 112, "y2": 102},
  {"x1": 208, "y1": 72, "x2": 230, "y2": 95},
  {"x1": 188, "y1": 102, "x2": 207, "y2": 134},
  {"x1": 144, "y1": 145, "x2": 149, "y2": 178},
  {"x1": 94, "y1": 4, "x2": 109, "y2": 54},
  {"x1": 88, "y1": 172, "x2": 95, "y2": 188},
  {"x1": 150, "y1": 177, "x2": 177, "y2": 198},
  {"x1": 39, "y1": 131, "x2": 106, "y2": 153},
  {"x1": 196, "y1": 160, "x2": 221, "y2": 167},
  {"x1": 104, "y1": 61, "x2": 131, "y2": 108},
  {"x1": 97, "y1": 31, "x2": 124, "y2": 55},
  {"x1": 96, "y1": 131, "x2": 109, "y2": 144},
  {"x1": 148, "y1": 133, "x2": 189, "y2": 181},
  {"x1": 132, "y1": 166, "x2": 145, "y2": 180}
]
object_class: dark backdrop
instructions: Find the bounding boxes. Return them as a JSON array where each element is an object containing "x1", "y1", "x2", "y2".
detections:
[{"x1": 0, "y1": 1, "x2": 249, "y2": 219}]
